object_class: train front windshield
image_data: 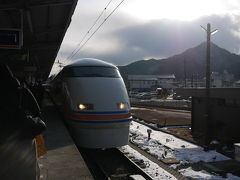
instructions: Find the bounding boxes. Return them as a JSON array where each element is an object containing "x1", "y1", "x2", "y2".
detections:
[{"x1": 63, "y1": 66, "x2": 121, "y2": 78}]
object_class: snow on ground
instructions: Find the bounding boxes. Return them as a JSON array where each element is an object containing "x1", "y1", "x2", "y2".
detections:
[
  {"x1": 179, "y1": 167, "x2": 240, "y2": 180},
  {"x1": 121, "y1": 145, "x2": 177, "y2": 180},
  {"x1": 129, "y1": 175, "x2": 147, "y2": 180},
  {"x1": 130, "y1": 121, "x2": 229, "y2": 164},
  {"x1": 129, "y1": 120, "x2": 240, "y2": 180}
]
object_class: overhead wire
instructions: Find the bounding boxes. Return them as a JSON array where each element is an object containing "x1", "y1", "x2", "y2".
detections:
[
  {"x1": 66, "y1": 0, "x2": 113, "y2": 61},
  {"x1": 67, "y1": 0, "x2": 125, "y2": 61}
]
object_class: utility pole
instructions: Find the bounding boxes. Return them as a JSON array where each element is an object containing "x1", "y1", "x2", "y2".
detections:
[
  {"x1": 206, "y1": 24, "x2": 211, "y2": 89},
  {"x1": 201, "y1": 23, "x2": 218, "y2": 150},
  {"x1": 191, "y1": 74, "x2": 193, "y2": 88},
  {"x1": 195, "y1": 74, "x2": 198, "y2": 87},
  {"x1": 184, "y1": 59, "x2": 187, "y2": 87}
]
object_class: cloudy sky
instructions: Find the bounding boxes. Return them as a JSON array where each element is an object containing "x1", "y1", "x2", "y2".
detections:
[{"x1": 52, "y1": 0, "x2": 240, "y2": 73}]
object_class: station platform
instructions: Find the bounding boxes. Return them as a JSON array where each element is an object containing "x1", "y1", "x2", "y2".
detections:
[{"x1": 38, "y1": 102, "x2": 93, "y2": 180}]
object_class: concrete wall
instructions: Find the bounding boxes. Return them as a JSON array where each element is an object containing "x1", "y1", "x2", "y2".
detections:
[
  {"x1": 177, "y1": 88, "x2": 240, "y2": 144},
  {"x1": 192, "y1": 95, "x2": 240, "y2": 143}
]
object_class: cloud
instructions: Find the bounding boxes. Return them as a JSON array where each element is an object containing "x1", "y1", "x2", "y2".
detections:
[
  {"x1": 114, "y1": 14, "x2": 240, "y2": 60},
  {"x1": 58, "y1": 13, "x2": 240, "y2": 67},
  {"x1": 196, "y1": 14, "x2": 240, "y2": 54}
]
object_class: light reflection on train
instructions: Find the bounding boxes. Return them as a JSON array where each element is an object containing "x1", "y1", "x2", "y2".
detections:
[{"x1": 51, "y1": 58, "x2": 132, "y2": 148}]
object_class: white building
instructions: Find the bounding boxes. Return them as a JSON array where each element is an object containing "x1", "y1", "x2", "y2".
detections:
[
  {"x1": 211, "y1": 72, "x2": 222, "y2": 87},
  {"x1": 211, "y1": 70, "x2": 234, "y2": 87},
  {"x1": 128, "y1": 74, "x2": 176, "y2": 91},
  {"x1": 234, "y1": 80, "x2": 240, "y2": 87}
]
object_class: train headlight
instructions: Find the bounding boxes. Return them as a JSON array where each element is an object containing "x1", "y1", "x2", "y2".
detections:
[
  {"x1": 78, "y1": 104, "x2": 93, "y2": 110},
  {"x1": 117, "y1": 102, "x2": 128, "y2": 110}
]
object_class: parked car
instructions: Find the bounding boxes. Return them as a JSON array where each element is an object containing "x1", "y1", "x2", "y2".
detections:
[
  {"x1": 136, "y1": 92, "x2": 153, "y2": 99},
  {"x1": 173, "y1": 93, "x2": 184, "y2": 100},
  {"x1": 128, "y1": 91, "x2": 138, "y2": 98}
]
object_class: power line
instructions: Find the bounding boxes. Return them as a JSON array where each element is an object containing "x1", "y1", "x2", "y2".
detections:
[
  {"x1": 66, "y1": 0, "x2": 113, "y2": 61},
  {"x1": 68, "y1": 0, "x2": 125, "y2": 61}
]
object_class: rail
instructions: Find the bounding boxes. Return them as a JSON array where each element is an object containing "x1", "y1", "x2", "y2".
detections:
[{"x1": 79, "y1": 148, "x2": 154, "y2": 180}]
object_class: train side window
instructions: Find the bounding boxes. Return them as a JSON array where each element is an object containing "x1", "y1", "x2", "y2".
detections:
[
  {"x1": 62, "y1": 68, "x2": 71, "y2": 77},
  {"x1": 64, "y1": 66, "x2": 121, "y2": 78}
]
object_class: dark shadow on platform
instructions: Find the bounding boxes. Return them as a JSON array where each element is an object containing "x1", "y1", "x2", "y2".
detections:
[{"x1": 41, "y1": 105, "x2": 73, "y2": 151}]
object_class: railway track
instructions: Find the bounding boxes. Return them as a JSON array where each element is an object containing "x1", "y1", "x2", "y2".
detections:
[
  {"x1": 127, "y1": 143, "x2": 189, "y2": 180},
  {"x1": 79, "y1": 148, "x2": 154, "y2": 180},
  {"x1": 132, "y1": 105, "x2": 191, "y2": 113}
]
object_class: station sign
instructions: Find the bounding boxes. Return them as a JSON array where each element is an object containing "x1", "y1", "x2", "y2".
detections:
[{"x1": 0, "y1": 29, "x2": 23, "y2": 49}]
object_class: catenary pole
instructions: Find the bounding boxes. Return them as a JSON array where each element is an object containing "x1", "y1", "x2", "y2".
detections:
[{"x1": 201, "y1": 23, "x2": 218, "y2": 150}]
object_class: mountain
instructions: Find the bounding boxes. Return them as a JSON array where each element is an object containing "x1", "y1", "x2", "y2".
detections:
[{"x1": 118, "y1": 42, "x2": 240, "y2": 81}]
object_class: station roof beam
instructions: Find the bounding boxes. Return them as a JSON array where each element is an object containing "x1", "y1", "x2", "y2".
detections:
[{"x1": 0, "y1": 0, "x2": 78, "y2": 80}]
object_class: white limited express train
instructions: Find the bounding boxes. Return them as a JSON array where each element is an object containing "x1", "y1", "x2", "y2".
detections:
[{"x1": 51, "y1": 58, "x2": 132, "y2": 148}]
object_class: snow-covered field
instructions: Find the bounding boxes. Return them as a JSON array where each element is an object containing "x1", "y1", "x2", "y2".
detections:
[{"x1": 121, "y1": 120, "x2": 240, "y2": 180}]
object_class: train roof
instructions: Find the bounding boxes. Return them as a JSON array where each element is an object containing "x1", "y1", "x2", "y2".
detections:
[{"x1": 65, "y1": 58, "x2": 116, "y2": 68}]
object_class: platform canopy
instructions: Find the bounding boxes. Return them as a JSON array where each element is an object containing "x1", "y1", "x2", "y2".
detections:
[{"x1": 0, "y1": 0, "x2": 78, "y2": 80}]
